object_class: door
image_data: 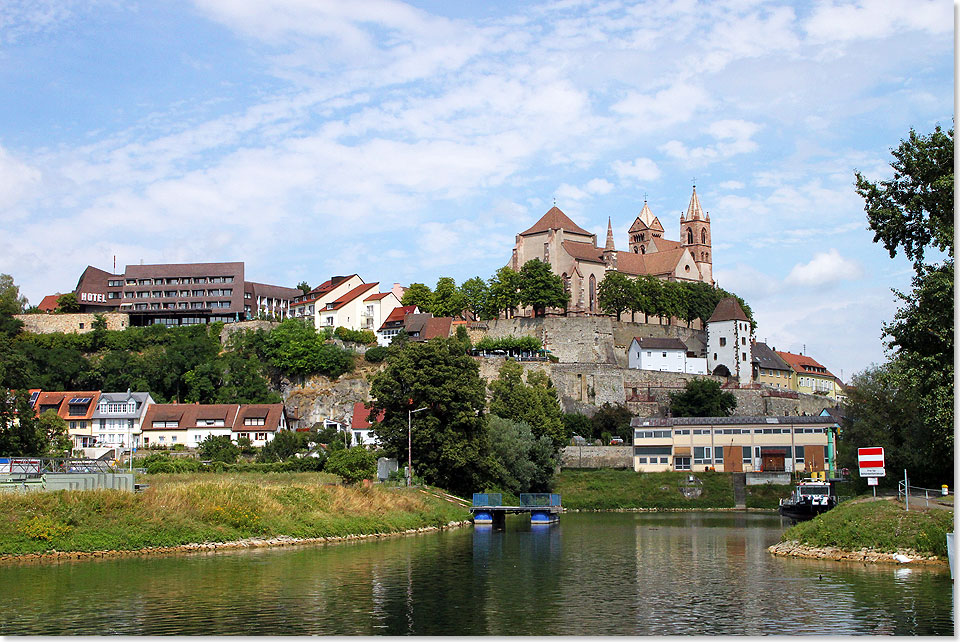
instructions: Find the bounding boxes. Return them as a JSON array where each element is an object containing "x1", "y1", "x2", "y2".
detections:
[
  {"x1": 806, "y1": 445, "x2": 825, "y2": 473},
  {"x1": 723, "y1": 446, "x2": 742, "y2": 472}
]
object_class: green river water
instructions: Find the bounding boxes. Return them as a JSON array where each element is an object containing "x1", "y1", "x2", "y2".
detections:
[{"x1": 0, "y1": 511, "x2": 953, "y2": 635}]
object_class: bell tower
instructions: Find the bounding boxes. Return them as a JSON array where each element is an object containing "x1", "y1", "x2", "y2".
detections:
[
  {"x1": 680, "y1": 186, "x2": 713, "y2": 284},
  {"x1": 628, "y1": 200, "x2": 663, "y2": 255}
]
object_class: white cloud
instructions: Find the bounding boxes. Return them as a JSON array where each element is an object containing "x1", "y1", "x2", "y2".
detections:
[
  {"x1": 610, "y1": 82, "x2": 711, "y2": 132},
  {"x1": 611, "y1": 157, "x2": 661, "y2": 182},
  {"x1": 718, "y1": 180, "x2": 744, "y2": 190},
  {"x1": 784, "y1": 248, "x2": 863, "y2": 287},
  {"x1": 0, "y1": 146, "x2": 40, "y2": 211},
  {"x1": 660, "y1": 119, "x2": 761, "y2": 165},
  {"x1": 585, "y1": 178, "x2": 613, "y2": 195},
  {"x1": 804, "y1": 0, "x2": 951, "y2": 43}
]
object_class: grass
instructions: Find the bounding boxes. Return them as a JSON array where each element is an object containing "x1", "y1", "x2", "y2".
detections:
[
  {"x1": 0, "y1": 472, "x2": 471, "y2": 556},
  {"x1": 781, "y1": 497, "x2": 953, "y2": 558},
  {"x1": 555, "y1": 470, "x2": 796, "y2": 510}
]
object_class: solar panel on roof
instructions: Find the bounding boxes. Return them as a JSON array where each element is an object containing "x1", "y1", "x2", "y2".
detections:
[
  {"x1": 69, "y1": 397, "x2": 91, "y2": 404},
  {"x1": 28, "y1": 391, "x2": 39, "y2": 405}
]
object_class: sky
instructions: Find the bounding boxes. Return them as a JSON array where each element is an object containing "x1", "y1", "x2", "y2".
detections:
[{"x1": 0, "y1": 0, "x2": 953, "y2": 381}]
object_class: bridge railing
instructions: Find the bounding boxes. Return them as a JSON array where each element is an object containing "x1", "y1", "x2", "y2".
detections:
[
  {"x1": 520, "y1": 493, "x2": 561, "y2": 507},
  {"x1": 472, "y1": 493, "x2": 502, "y2": 507}
]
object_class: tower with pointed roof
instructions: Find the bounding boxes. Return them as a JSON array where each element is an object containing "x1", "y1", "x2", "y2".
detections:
[
  {"x1": 706, "y1": 297, "x2": 752, "y2": 385},
  {"x1": 603, "y1": 217, "x2": 618, "y2": 270},
  {"x1": 628, "y1": 200, "x2": 665, "y2": 255},
  {"x1": 680, "y1": 186, "x2": 713, "y2": 285}
]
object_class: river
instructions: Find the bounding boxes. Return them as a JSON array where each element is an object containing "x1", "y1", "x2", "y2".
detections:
[{"x1": 0, "y1": 512, "x2": 952, "y2": 635}]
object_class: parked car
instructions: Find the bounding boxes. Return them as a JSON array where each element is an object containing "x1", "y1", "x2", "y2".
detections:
[{"x1": 610, "y1": 437, "x2": 624, "y2": 445}]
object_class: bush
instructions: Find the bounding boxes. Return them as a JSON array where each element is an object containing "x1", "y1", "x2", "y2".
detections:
[
  {"x1": 325, "y1": 447, "x2": 377, "y2": 484},
  {"x1": 364, "y1": 346, "x2": 388, "y2": 363},
  {"x1": 198, "y1": 435, "x2": 240, "y2": 463},
  {"x1": 334, "y1": 326, "x2": 377, "y2": 345}
]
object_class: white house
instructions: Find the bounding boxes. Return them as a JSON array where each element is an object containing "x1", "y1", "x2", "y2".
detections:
[
  {"x1": 628, "y1": 337, "x2": 707, "y2": 374},
  {"x1": 289, "y1": 274, "x2": 365, "y2": 326},
  {"x1": 141, "y1": 403, "x2": 288, "y2": 448},
  {"x1": 317, "y1": 282, "x2": 401, "y2": 334},
  {"x1": 350, "y1": 402, "x2": 383, "y2": 448},
  {"x1": 706, "y1": 297, "x2": 752, "y2": 385},
  {"x1": 91, "y1": 391, "x2": 154, "y2": 450}
]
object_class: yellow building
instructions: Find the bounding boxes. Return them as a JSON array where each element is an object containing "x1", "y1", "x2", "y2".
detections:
[
  {"x1": 632, "y1": 416, "x2": 838, "y2": 475},
  {"x1": 751, "y1": 341, "x2": 793, "y2": 389},
  {"x1": 775, "y1": 350, "x2": 844, "y2": 400}
]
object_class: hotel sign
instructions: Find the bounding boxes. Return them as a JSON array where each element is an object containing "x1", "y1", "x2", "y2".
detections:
[{"x1": 79, "y1": 292, "x2": 106, "y2": 303}]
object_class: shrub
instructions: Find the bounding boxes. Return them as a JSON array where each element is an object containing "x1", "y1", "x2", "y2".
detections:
[
  {"x1": 334, "y1": 326, "x2": 377, "y2": 345},
  {"x1": 364, "y1": 346, "x2": 388, "y2": 363},
  {"x1": 19, "y1": 515, "x2": 72, "y2": 541},
  {"x1": 326, "y1": 447, "x2": 377, "y2": 484},
  {"x1": 198, "y1": 435, "x2": 240, "y2": 463}
]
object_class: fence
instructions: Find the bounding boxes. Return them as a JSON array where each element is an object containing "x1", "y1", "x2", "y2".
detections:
[
  {"x1": 519, "y1": 493, "x2": 561, "y2": 507},
  {"x1": 472, "y1": 493, "x2": 502, "y2": 507},
  {"x1": 898, "y1": 480, "x2": 952, "y2": 510},
  {"x1": 0, "y1": 457, "x2": 118, "y2": 479}
]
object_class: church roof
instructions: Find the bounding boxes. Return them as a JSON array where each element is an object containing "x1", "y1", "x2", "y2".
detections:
[
  {"x1": 604, "y1": 217, "x2": 615, "y2": 251},
  {"x1": 682, "y1": 186, "x2": 708, "y2": 222},
  {"x1": 616, "y1": 247, "x2": 689, "y2": 277},
  {"x1": 649, "y1": 237, "x2": 682, "y2": 252},
  {"x1": 629, "y1": 202, "x2": 664, "y2": 233},
  {"x1": 707, "y1": 297, "x2": 748, "y2": 323},
  {"x1": 520, "y1": 207, "x2": 592, "y2": 236},
  {"x1": 561, "y1": 240, "x2": 604, "y2": 263}
]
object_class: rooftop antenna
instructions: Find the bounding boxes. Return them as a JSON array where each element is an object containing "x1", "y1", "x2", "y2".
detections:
[{"x1": 553, "y1": 196, "x2": 557, "y2": 207}]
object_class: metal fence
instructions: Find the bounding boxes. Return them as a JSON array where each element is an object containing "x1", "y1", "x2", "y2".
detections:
[
  {"x1": 898, "y1": 481, "x2": 952, "y2": 510},
  {"x1": 472, "y1": 493, "x2": 502, "y2": 507},
  {"x1": 0, "y1": 457, "x2": 118, "y2": 478},
  {"x1": 519, "y1": 493, "x2": 561, "y2": 507}
]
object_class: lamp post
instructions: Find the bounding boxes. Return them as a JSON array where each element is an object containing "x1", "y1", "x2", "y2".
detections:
[{"x1": 407, "y1": 407, "x2": 428, "y2": 487}]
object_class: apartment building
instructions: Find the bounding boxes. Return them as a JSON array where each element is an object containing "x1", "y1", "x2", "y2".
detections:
[
  {"x1": 141, "y1": 403, "x2": 287, "y2": 448},
  {"x1": 71, "y1": 262, "x2": 299, "y2": 326}
]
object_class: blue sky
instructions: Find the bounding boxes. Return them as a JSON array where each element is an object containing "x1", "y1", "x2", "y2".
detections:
[{"x1": 0, "y1": 0, "x2": 953, "y2": 380}]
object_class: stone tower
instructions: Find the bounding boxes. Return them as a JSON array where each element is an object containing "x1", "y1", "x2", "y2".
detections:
[
  {"x1": 680, "y1": 186, "x2": 713, "y2": 285},
  {"x1": 603, "y1": 217, "x2": 618, "y2": 269},
  {"x1": 627, "y1": 200, "x2": 664, "y2": 255}
]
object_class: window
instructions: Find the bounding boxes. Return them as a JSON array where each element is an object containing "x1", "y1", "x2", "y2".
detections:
[
  {"x1": 719, "y1": 337, "x2": 727, "y2": 347},
  {"x1": 693, "y1": 447, "x2": 712, "y2": 465},
  {"x1": 171, "y1": 436, "x2": 177, "y2": 443},
  {"x1": 674, "y1": 429, "x2": 690, "y2": 435},
  {"x1": 741, "y1": 337, "x2": 746, "y2": 345},
  {"x1": 244, "y1": 417, "x2": 265, "y2": 426},
  {"x1": 634, "y1": 430, "x2": 671, "y2": 439},
  {"x1": 714, "y1": 446, "x2": 724, "y2": 463},
  {"x1": 78, "y1": 323, "x2": 84, "y2": 329},
  {"x1": 742, "y1": 352, "x2": 747, "y2": 361},
  {"x1": 255, "y1": 432, "x2": 268, "y2": 441},
  {"x1": 660, "y1": 457, "x2": 669, "y2": 464},
  {"x1": 158, "y1": 436, "x2": 165, "y2": 443},
  {"x1": 634, "y1": 446, "x2": 672, "y2": 456},
  {"x1": 108, "y1": 279, "x2": 123, "y2": 287},
  {"x1": 713, "y1": 353, "x2": 717, "y2": 360},
  {"x1": 108, "y1": 292, "x2": 120, "y2": 299},
  {"x1": 742, "y1": 446, "x2": 752, "y2": 463},
  {"x1": 795, "y1": 446, "x2": 805, "y2": 462},
  {"x1": 637, "y1": 457, "x2": 647, "y2": 464},
  {"x1": 237, "y1": 432, "x2": 249, "y2": 440},
  {"x1": 693, "y1": 429, "x2": 710, "y2": 435},
  {"x1": 674, "y1": 457, "x2": 691, "y2": 470}
]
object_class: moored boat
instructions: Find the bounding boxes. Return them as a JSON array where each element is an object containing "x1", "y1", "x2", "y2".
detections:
[{"x1": 778, "y1": 478, "x2": 838, "y2": 520}]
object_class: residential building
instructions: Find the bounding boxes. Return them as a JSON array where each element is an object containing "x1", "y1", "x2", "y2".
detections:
[
  {"x1": 377, "y1": 305, "x2": 418, "y2": 346},
  {"x1": 751, "y1": 342, "x2": 793, "y2": 389},
  {"x1": 403, "y1": 313, "x2": 453, "y2": 341},
  {"x1": 350, "y1": 402, "x2": 383, "y2": 448},
  {"x1": 627, "y1": 337, "x2": 706, "y2": 374},
  {"x1": 315, "y1": 282, "x2": 402, "y2": 333},
  {"x1": 32, "y1": 390, "x2": 101, "y2": 449},
  {"x1": 91, "y1": 391, "x2": 154, "y2": 450},
  {"x1": 70, "y1": 262, "x2": 299, "y2": 326},
  {"x1": 775, "y1": 350, "x2": 844, "y2": 400},
  {"x1": 706, "y1": 297, "x2": 752, "y2": 385},
  {"x1": 290, "y1": 275, "x2": 364, "y2": 323},
  {"x1": 36, "y1": 294, "x2": 60, "y2": 312},
  {"x1": 631, "y1": 415, "x2": 838, "y2": 475},
  {"x1": 141, "y1": 403, "x2": 287, "y2": 448},
  {"x1": 506, "y1": 188, "x2": 713, "y2": 315}
]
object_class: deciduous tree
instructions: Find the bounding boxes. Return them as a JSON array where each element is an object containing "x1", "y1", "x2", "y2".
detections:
[
  {"x1": 597, "y1": 271, "x2": 633, "y2": 321},
  {"x1": 669, "y1": 379, "x2": 737, "y2": 417},
  {"x1": 518, "y1": 259, "x2": 568, "y2": 317}
]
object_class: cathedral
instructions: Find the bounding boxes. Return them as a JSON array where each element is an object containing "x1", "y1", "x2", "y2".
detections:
[{"x1": 507, "y1": 187, "x2": 714, "y2": 314}]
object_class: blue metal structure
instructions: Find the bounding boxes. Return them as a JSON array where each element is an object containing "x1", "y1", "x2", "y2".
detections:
[{"x1": 470, "y1": 493, "x2": 563, "y2": 526}]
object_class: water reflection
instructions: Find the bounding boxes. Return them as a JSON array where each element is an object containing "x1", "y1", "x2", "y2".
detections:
[{"x1": 0, "y1": 512, "x2": 952, "y2": 635}]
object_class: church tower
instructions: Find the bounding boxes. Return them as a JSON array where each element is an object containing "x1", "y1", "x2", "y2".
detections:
[
  {"x1": 628, "y1": 200, "x2": 664, "y2": 255},
  {"x1": 680, "y1": 186, "x2": 713, "y2": 284},
  {"x1": 603, "y1": 217, "x2": 618, "y2": 270}
]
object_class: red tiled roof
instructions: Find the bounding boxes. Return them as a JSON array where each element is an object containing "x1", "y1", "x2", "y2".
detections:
[
  {"x1": 328, "y1": 282, "x2": 380, "y2": 310},
  {"x1": 141, "y1": 403, "x2": 286, "y2": 432},
  {"x1": 521, "y1": 207, "x2": 592, "y2": 236},
  {"x1": 423, "y1": 317, "x2": 453, "y2": 340},
  {"x1": 616, "y1": 247, "x2": 688, "y2": 277},
  {"x1": 561, "y1": 240, "x2": 604, "y2": 263},
  {"x1": 379, "y1": 305, "x2": 417, "y2": 329},
  {"x1": 37, "y1": 295, "x2": 60, "y2": 312},
  {"x1": 364, "y1": 292, "x2": 392, "y2": 301},
  {"x1": 775, "y1": 351, "x2": 837, "y2": 379},
  {"x1": 34, "y1": 391, "x2": 102, "y2": 421},
  {"x1": 351, "y1": 401, "x2": 384, "y2": 430},
  {"x1": 707, "y1": 297, "x2": 749, "y2": 323}
]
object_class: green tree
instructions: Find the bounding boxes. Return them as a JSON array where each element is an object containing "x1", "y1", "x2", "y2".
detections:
[
  {"x1": 56, "y1": 292, "x2": 80, "y2": 313},
  {"x1": 198, "y1": 434, "x2": 240, "y2": 463},
  {"x1": 855, "y1": 126, "x2": 953, "y2": 271},
  {"x1": 368, "y1": 337, "x2": 488, "y2": 495},
  {"x1": 460, "y1": 276, "x2": 489, "y2": 320},
  {"x1": 519, "y1": 259, "x2": 569, "y2": 317},
  {"x1": 596, "y1": 271, "x2": 634, "y2": 320},
  {"x1": 484, "y1": 416, "x2": 556, "y2": 494},
  {"x1": 432, "y1": 277, "x2": 466, "y2": 318},
  {"x1": 325, "y1": 447, "x2": 377, "y2": 484},
  {"x1": 488, "y1": 359, "x2": 566, "y2": 450},
  {"x1": 0, "y1": 390, "x2": 48, "y2": 456},
  {"x1": 256, "y1": 430, "x2": 304, "y2": 462},
  {"x1": 562, "y1": 412, "x2": 594, "y2": 441},
  {"x1": 486, "y1": 267, "x2": 523, "y2": 318},
  {"x1": 669, "y1": 379, "x2": 737, "y2": 417},
  {"x1": 0, "y1": 274, "x2": 27, "y2": 337},
  {"x1": 589, "y1": 403, "x2": 633, "y2": 441},
  {"x1": 296, "y1": 281, "x2": 311, "y2": 295},
  {"x1": 37, "y1": 410, "x2": 71, "y2": 456},
  {"x1": 401, "y1": 283, "x2": 434, "y2": 313},
  {"x1": 633, "y1": 275, "x2": 661, "y2": 323}
]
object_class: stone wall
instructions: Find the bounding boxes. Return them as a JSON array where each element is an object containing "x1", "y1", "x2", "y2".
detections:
[
  {"x1": 219, "y1": 319, "x2": 280, "y2": 343},
  {"x1": 15, "y1": 312, "x2": 130, "y2": 334},
  {"x1": 283, "y1": 371, "x2": 373, "y2": 429},
  {"x1": 560, "y1": 445, "x2": 633, "y2": 469},
  {"x1": 611, "y1": 320, "x2": 706, "y2": 365}
]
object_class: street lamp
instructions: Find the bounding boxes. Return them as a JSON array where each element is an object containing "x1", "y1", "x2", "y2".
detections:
[{"x1": 407, "y1": 407, "x2": 428, "y2": 487}]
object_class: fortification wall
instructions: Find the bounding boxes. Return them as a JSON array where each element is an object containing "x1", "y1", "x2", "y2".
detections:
[
  {"x1": 220, "y1": 319, "x2": 280, "y2": 343},
  {"x1": 15, "y1": 312, "x2": 130, "y2": 334},
  {"x1": 560, "y1": 445, "x2": 633, "y2": 469}
]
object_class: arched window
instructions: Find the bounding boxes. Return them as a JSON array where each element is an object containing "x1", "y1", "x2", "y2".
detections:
[
  {"x1": 640, "y1": 233, "x2": 645, "y2": 241},
  {"x1": 701, "y1": 228, "x2": 707, "y2": 244},
  {"x1": 640, "y1": 246, "x2": 646, "y2": 254},
  {"x1": 561, "y1": 273, "x2": 570, "y2": 295},
  {"x1": 634, "y1": 247, "x2": 639, "y2": 253},
  {"x1": 686, "y1": 227, "x2": 693, "y2": 244},
  {"x1": 589, "y1": 274, "x2": 597, "y2": 312}
]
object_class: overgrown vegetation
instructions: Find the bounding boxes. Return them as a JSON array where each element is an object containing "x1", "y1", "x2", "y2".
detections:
[
  {"x1": 669, "y1": 378, "x2": 737, "y2": 417},
  {"x1": 0, "y1": 473, "x2": 471, "y2": 556},
  {"x1": 781, "y1": 498, "x2": 952, "y2": 558}
]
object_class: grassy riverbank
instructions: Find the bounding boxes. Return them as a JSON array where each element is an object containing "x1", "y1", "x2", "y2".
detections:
[
  {"x1": 780, "y1": 498, "x2": 952, "y2": 558},
  {"x1": 554, "y1": 469, "x2": 794, "y2": 510},
  {"x1": 1, "y1": 473, "x2": 471, "y2": 557}
]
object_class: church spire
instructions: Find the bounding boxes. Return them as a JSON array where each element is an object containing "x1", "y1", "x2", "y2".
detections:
[
  {"x1": 683, "y1": 185, "x2": 706, "y2": 221},
  {"x1": 605, "y1": 217, "x2": 615, "y2": 251}
]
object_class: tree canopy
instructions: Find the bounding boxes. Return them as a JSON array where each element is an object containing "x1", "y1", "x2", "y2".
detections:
[
  {"x1": 518, "y1": 259, "x2": 569, "y2": 317},
  {"x1": 488, "y1": 359, "x2": 566, "y2": 449},
  {"x1": 669, "y1": 379, "x2": 737, "y2": 417}
]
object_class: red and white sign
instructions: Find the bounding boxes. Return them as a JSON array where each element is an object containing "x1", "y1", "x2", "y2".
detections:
[{"x1": 858, "y1": 447, "x2": 885, "y2": 477}]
